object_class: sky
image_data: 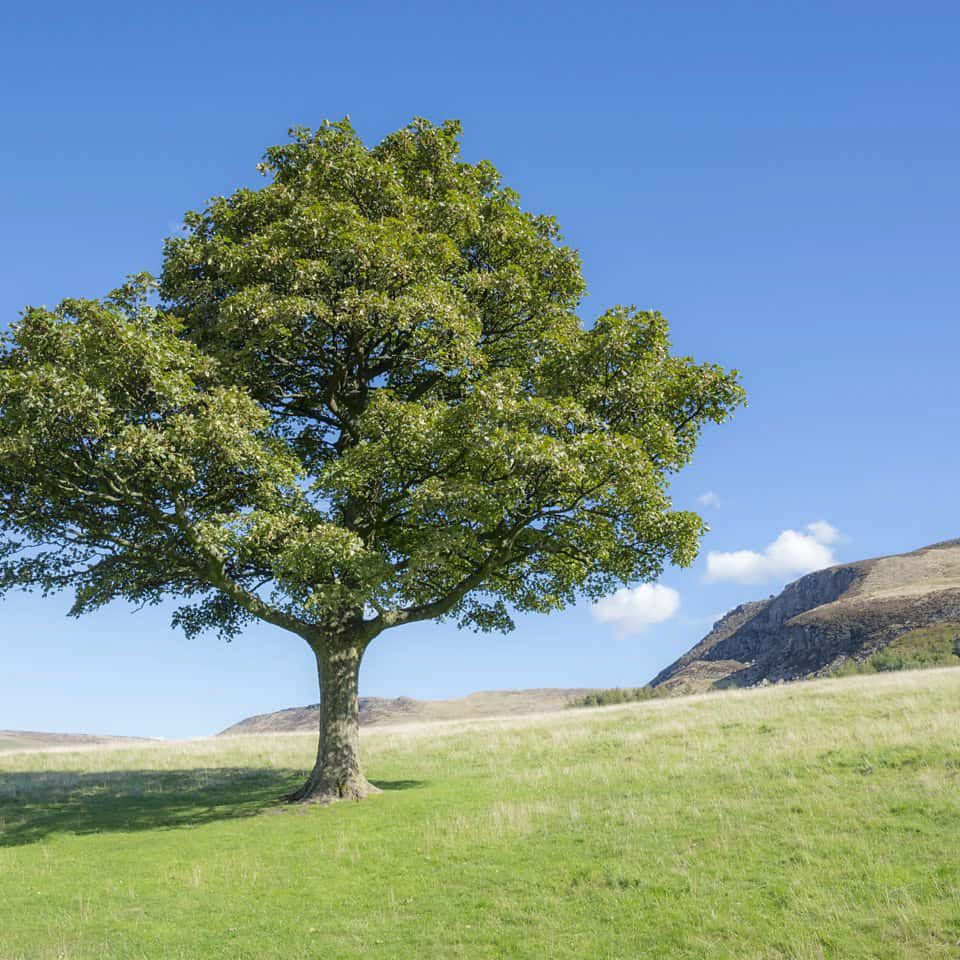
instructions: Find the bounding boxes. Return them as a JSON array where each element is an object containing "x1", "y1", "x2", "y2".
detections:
[{"x1": 1, "y1": 1, "x2": 958, "y2": 738}]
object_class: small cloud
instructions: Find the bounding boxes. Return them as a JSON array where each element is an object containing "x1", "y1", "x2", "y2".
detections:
[
  {"x1": 697, "y1": 491, "x2": 721, "y2": 509},
  {"x1": 592, "y1": 583, "x2": 680, "y2": 637},
  {"x1": 705, "y1": 522, "x2": 843, "y2": 585},
  {"x1": 806, "y1": 520, "x2": 842, "y2": 545}
]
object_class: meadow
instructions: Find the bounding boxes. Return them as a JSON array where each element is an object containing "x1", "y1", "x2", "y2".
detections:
[{"x1": 2, "y1": 669, "x2": 960, "y2": 959}]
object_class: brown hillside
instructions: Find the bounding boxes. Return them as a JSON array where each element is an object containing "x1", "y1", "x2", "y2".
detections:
[
  {"x1": 652, "y1": 538, "x2": 960, "y2": 692},
  {"x1": 0, "y1": 730, "x2": 149, "y2": 753},
  {"x1": 220, "y1": 688, "x2": 595, "y2": 735}
]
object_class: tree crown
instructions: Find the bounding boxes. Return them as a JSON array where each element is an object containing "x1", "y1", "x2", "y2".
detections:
[{"x1": 0, "y1": 118, "x2": 744, "y2": 647}]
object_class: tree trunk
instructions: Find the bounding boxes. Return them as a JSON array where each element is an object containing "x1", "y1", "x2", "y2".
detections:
[{"x1": 285, "y1": 642, "x2": 380, "y2": 803}]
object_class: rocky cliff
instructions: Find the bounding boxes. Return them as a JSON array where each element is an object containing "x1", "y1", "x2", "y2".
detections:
[{"x1": 651, "y1": 538, "x2": 960, "y2": 692}]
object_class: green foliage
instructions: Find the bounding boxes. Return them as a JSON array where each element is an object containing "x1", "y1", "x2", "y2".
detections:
[
  {"x1": 3, "y1": 670, "x2": 960, "y2": 957},
  {"x1": 0, "y1": 279, "x2": 301, "y2": 634},
  {"x1": 830, "y1": 623, "x2": 960, "y2": 677},
  {"x1": 0, "y1": 118, "x2": 743, "y2": 649},
  {"x1": 831, "y1": 659, "x2": 872, "y2": 678},
  {"x1": 569, "y1": 686, "x2": 659, "y2": 707}
]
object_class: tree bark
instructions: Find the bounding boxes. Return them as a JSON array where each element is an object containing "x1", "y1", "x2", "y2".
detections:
[{"x1": 285, "y1": 641, "x2": 380, "y2": 803}]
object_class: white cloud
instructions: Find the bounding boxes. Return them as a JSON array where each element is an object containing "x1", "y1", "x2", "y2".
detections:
[
  {"x1": 592, "y1": 583, "x2": 681, "y2": 637},
  {"x1": 697, "y1": 491, "x2": 721, "y2": 509},
  {"x1": 806, "y1": 520, "x2": 841, "y2": 545},
  {"x1": 704, "y1": 521, "x2": 843, "y2": 585}
]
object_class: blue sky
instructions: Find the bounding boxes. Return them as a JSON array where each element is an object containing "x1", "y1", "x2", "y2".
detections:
[{"x1": 1, "y1": 1, "x2": 957, "y2": 738}]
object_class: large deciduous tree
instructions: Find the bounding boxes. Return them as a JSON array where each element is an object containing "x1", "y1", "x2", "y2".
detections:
[{"x1": 0, "y1": 119, "x2": 744, "y2": 802}]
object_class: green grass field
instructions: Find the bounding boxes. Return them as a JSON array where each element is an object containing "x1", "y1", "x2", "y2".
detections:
[{"x1": 3, "y1": 669, "x2": 960, "y2": 959}]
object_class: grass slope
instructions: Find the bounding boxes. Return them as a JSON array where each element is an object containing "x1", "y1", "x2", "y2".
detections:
[
  {"x1": 0, "y1": 731, "x2": 147, "y2": 754},
  {"x1": 221, "y1": 688, "x2": 595, "y2": 734},
  {"x1": 832, "y1": 623, "x2": 960, "y2": 676},
  {"x1": 2, "y1": 670, "x2": 960, "y2": 959}
]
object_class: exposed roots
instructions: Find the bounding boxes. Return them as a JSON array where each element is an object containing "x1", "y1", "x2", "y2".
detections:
[{"x1": 283, "y1": 773, "x2": 381, "y2": 805}]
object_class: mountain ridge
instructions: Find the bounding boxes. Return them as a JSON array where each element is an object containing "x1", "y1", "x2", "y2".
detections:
[
  {"x1": 219, "y1": 688, "x2": 596, "y2": 735},
  {"x1": 652, "y1": 538, "x2": 960, "y2": 692}
]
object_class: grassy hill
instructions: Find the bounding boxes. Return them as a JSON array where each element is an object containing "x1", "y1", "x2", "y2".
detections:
[
  {"x1": 0, "y1": 730, "x2": 148, "y2": 753},
  {"x1": 220, "y1": 687, "x2": 596, "y2": 734},
  {"x1": 831, "y1": 622, "x2": 960, "y2": 675},
  {"x1": 3, "y1": 670, "x2": 960, "y2": 958}
]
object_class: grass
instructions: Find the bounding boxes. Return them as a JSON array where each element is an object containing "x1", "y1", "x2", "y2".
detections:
[
  {"x1": 832, "y1": 623, "x2": 960, "y2": 676},
  {"x1": 2, "y1": 670, "x2": 960, "y2": 959}
]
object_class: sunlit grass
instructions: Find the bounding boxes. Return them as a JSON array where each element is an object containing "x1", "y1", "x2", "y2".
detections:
[{"x1": 3, "y1": 669, "x2": 960, "y2": 958}]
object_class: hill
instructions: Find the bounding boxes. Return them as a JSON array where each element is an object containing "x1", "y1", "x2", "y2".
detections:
[
  {"x1": 220, "y1": 688, "x2": 594, "y2": 734},
  {"x1": 0, "y1": 730, "x2": 148, "y2": 753},
  {"x1": 3, "y1": 669, "x2": 960, "y2": 957},
  {"x1": 652, "y1": 537, "x2": 960, "y2": 693}
]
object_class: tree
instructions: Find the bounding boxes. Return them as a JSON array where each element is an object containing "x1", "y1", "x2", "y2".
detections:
[{"x1": 0, "y1": 119, "x2": 744, "y2": 802}]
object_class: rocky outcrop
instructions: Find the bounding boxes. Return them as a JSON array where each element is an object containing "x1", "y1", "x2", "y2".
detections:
[
  {"x1": 652, "y1": 538, "x2": 960, "y2": 691},
  {"x1": 649, "y1": 599, "x2": 771, "y2": 693}
]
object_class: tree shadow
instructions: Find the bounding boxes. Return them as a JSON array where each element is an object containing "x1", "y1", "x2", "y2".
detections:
[
  {"x1": 0, "y1": 769, "x2": 429, "y2": 847},
  {"x1": 370, "y1": 779, "x2": 424, "y2": 791},
  {"x1": 0, "y1": 767, "x2": 304, "y2": 848}
]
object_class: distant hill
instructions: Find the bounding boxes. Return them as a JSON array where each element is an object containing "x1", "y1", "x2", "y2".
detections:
[
  {"x1": 0, "y1": 730, "x2": 148, "y2": 753},
  {"x1": 220, "y1": 688, "x2": 595, "y2": 735},
  {"x1": 652, "y1": 538, "x2": 960, "y2": 693}
]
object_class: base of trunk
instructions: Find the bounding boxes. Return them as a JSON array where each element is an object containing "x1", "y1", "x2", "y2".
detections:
[{"x1": 284, "y1": 771, "x2": 381, "y2": 804}]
